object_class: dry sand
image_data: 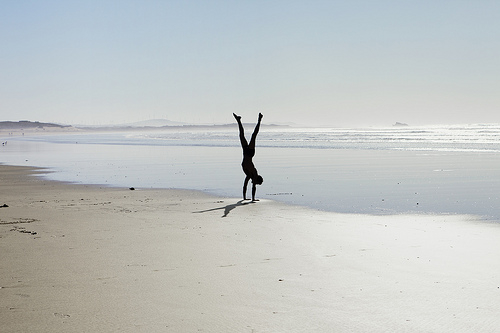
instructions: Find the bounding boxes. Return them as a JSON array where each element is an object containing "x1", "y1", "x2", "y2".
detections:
[{"x1": 1, "y1": 164, "x2": 500, "y2": 332}]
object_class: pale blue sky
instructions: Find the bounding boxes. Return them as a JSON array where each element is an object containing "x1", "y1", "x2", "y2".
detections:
[{"x1": 1, "y1": 0, "x2": 499, "y2": 126}]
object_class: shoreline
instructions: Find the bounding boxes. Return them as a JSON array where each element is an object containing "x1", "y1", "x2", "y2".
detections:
[
  {"x1": 2, "y1": 130, "x2": 500, "y2": 221},
  {"x1": 2, "y1": 164, "x2": 500, "y2": 332},
  {"x1": 2, "y1": 159, "x2": 495, "y2": 223}
]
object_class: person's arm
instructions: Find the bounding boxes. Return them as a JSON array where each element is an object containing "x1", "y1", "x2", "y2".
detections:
[
  {"x1": 252, "y1": 183, "x2": 258, "y2": 201},
  {"x1": 243, "y1": 176, "x2": 250, "y2": 200}
]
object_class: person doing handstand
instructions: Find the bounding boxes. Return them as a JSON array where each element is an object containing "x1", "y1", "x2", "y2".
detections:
[{"x1": 233, "y1": 112, "x2": 263, "y2": 201}]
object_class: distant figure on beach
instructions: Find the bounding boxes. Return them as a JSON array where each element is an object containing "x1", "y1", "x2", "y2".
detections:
[{"x1": 233, "y1": 112, "x2": 264, "y2": 201}]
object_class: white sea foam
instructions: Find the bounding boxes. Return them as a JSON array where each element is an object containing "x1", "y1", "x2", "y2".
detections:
[{"x1": 9, "y1": 123, "x2": 500, "y2": 152}]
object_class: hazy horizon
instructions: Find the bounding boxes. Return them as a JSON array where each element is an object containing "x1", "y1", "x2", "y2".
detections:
[
  {"x1": 3, "y1": 118, "x2": 500, "y2": 131},
  {"x1": 2, "y1": 1, "x2": 500, "y2": 127}
]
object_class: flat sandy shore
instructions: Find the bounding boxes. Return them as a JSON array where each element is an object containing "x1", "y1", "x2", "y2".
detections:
[{"x1": 1, "y1": 165, "x2": 500, "y2": 332}]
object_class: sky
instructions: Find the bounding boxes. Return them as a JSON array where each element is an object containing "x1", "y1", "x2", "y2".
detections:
[{"x1": 1, "y1": 0, "x2": 500, "y2": 127}]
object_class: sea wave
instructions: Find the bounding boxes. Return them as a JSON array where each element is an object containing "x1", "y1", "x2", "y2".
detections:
[
  {"x1": 10, "y1": 123, "x2": 500, "y2": 153},
  {"x1": 129, "y1": 124, "x2": 500, "y2": 152}
]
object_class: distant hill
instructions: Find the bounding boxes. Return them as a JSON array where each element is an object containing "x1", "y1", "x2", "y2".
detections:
[
  {"x1": 74, "y1": 118, "x2": 288, "y2": 130},
  {"x1": 0, "y1": 121, "x2": 70, "y2": 129},
  {"x1": 73, "y1": 119, "x2": 188, "y2": 128},
  {"x1": 75, "y1": 122, "x2": 286, "y2": 131},
  {"x1": 120, "y1": 119, "x2": 188, "y2": 127}
]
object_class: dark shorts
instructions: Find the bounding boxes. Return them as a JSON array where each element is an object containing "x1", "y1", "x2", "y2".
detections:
[{"x1": 243, "y1": 147, "x2": 255, "y2": 158}]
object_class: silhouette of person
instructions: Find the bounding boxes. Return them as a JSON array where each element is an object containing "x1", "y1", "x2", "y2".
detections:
[{"x1": 233, "y1": 112, "x2": 264, "y2": 201}]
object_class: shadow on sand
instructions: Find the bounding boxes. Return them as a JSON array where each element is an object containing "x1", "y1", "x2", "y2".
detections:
[{"x1": 193, "y1": 200, "x2": 255, "y2": 218}]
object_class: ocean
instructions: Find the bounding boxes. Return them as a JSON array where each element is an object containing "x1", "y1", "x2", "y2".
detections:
[{"x1": 1, "y1": 124, "x2": 499, "y2": 221}]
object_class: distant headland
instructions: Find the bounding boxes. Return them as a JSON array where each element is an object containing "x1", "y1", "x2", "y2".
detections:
[{"x1": 0, "y1": 121, "x2": 71, "y2": 130}]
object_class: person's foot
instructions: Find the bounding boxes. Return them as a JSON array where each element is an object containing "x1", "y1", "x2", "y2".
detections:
[
  {"x1": 233, "y1": 113, "x2": 241, "y2": 121},
  {"x1": 258, "y1": 113, "x2": 263, "y2": 120}
]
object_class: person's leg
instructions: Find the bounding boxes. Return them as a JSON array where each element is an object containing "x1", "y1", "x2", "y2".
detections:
[
  {"x1": 248, "y1": 113, "x2": 263, "y2": 149},
  {"x1": 233, "y1": 113, "x2": 248, "y2": 147}
]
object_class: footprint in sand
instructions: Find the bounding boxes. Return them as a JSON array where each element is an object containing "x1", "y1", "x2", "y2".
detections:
[{"x1": 54, "y1": 313, "x2": 70, "y2": 318}]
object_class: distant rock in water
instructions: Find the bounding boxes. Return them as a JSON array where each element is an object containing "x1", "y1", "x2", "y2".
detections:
[{"x1": 393, "y1": 122, "x2": 409, "y2": 127}]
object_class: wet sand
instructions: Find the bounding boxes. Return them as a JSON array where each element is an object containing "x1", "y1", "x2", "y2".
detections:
[{"x1": 1, "y1": 164, "x2": 500, "y2": 332}]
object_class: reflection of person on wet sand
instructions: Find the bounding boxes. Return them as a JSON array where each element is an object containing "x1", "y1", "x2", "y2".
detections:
[{"x1": 233, "y1": 112, "x2": 264, "y2": 201}]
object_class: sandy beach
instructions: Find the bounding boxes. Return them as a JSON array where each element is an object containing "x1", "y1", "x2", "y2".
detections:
[{"x1": 1, "y1": 164, "x2": 500, "y2": 332}]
